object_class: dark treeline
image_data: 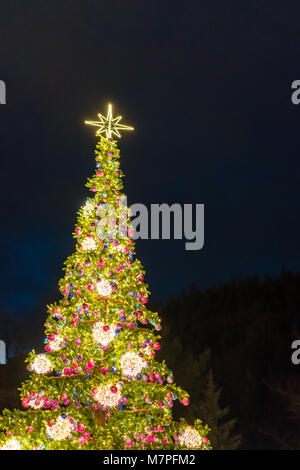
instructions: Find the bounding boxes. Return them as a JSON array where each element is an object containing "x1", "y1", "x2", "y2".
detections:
[
  {"x1": 153, "y1": 269, "x2": 300, "y2": 449},
  {"x1": 0, "y1": 269, "x2": 300, "y2": 449}
]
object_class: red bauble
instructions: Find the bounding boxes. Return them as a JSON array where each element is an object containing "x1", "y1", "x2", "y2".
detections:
[{"x1": 181, "y1": 397, "x2": 190, "y2": 406}]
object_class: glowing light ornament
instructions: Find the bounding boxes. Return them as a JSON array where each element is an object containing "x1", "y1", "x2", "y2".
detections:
[
  {"x1": 46, "y1": 416, "x2": 76, "y2": 441},
  {"x1": 85, "y1": 103, "x2": 134, "y2": 139},
  {"x1": 92, "y1": 322, "x2": 115, "y2": 346},
  {"x1": 28, "y1": 398, "x2": 44, "y2": 409},
  {"x1": 96, "y1": 279, "x2": 112, "y2": 297},
  {"x1": 0, "y1": 437, "x2": 22, "y2": 450},
  {"x1": 179, "y1": 426, "x2": 203, "y2": 449},
  {"x1": 31, "y1": 354, "x2": 52, "y2": 374},
  {"x1": 112, "y1": 244, "x2": 125, "y2": 252},
  {"x1": 92, "y1": 383, "x2": 122, "y2": 408},
  {"x1": 82, "y1": 237, "x2": 97, "y2": 251},
  {"x1": 120, "y1": 352, "x2": 146, "y2": 377},
  {"x1": 82, "y1": 200, "x2": 94, "y2": 216},
  {"x1": 49, "y1": 335, "x2": 65, "y2": 351}
]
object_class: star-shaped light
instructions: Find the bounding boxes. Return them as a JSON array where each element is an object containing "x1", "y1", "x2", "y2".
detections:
[{"x1": 85, "y1": 104, "x2": 134, "y2": 139}]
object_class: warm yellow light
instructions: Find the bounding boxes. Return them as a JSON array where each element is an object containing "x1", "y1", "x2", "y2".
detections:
[
  {"x1": 46, "y1": 416, "x2": 75, "y2": 441},
  {"x1": 179, "y1": 426, "x2": 203, "y2": 449},
  {"x1": 96, "y1": 279, "x2": 112, "y2": 297},
  {"x1": 85, "y1": 103, "x2": 134, "y2": 139},
  {"x1": 0, "y1": 437, "x2": 22, "y2": 450},
  {"x1": 120, "y1": 352, "x2": 146, "y2": 377},
  {"x1": 92, "y1": 383, "x2": 122, "y2": 407},
  {"x1": 92, "y1": 321, "x2": 115, "y2": 346},
  {"x1": 31, "y1": 354, "x2": 52, "y2": 374}
]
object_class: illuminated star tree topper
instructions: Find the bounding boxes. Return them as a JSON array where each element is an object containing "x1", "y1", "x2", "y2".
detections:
[{"x1": 85, "y1": 103, "x2": 134, "y2": 139}]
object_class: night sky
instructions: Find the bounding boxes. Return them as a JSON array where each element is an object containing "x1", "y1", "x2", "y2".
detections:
[{"x1": 0, "y1": 1, "x2": 299, "y2": 317}]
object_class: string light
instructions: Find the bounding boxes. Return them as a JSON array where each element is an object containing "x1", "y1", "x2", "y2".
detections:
[
  {"x1": 179, "y1": 426, "x2": 203, "y2": 449},
  {"x1": 31, "y1": 354, "x2": 52, "y2": 375},
  {"x1": 0, "y1": 437, "x2": 22, "y2": 450},
  {"x1": 28, "y1": 399, "x2": 43, "y2": 409},
  {"x1": 49, "y1": 335, "x2": 65, "y2": 351},
  {"x1": 120, "y1": 352, "x2": 146, "y2": 377},
  {"x1": 96, "y1": 279, "x2": 112, "y2": 297},
  {"x1": 92, "y1": 321, "x2": 115, "y2": 346},
  {"x1": 82, "y1": 200, "x2": 94, "y2": 215},
  {"x1": 81, "y1": 237, "x2": 97, "y2": 251},
  {"x1": 46, "y1": 416, "x2": 75, "y2": 441},
  {"x1": 92, "y1": 384, "x2": 122, "y2": 407}
]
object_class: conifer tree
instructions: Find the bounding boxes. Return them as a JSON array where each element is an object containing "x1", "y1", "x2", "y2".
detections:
[
  {"x1": 0, "y1": 105, "x2": 211, "y2": 450},
  {"x1": 189, "y1": 370, "x2": 241, "y2": 450}
]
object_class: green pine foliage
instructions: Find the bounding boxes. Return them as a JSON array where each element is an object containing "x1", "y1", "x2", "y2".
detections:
[{"x1": 188, "y1": 370, "x2": 241, "y2": 450}]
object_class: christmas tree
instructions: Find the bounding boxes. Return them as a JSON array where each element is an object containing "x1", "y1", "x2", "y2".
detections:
[{"x1": 0, "y1": 105, "x2": 211, "y2": 450}]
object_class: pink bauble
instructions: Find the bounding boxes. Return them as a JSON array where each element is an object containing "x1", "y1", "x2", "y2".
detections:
[
  {"x1": 86, "y1": 360, "x2": 95, "y2": 369},
  {"x1": 77, "y1": 423, "x2": 85, "y2": 433}
]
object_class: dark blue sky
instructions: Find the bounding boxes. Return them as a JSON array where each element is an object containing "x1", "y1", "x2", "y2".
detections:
[{"x1": 0, "y1": 0, "x2": 299, "y2": 316}]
